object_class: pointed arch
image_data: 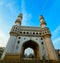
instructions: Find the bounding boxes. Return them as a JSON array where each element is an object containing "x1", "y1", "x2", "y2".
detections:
[{"x1": 21, "y1": 40, "x2": 40, "y2": 59}]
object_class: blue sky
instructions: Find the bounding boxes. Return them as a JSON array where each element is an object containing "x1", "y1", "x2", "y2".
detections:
[{"x1": 0, "y1": 0, "x2": 60, "y2": 49}]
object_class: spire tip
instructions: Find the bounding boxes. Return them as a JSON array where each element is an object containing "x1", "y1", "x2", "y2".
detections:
[
  {"x1": 40, "y1": 15, "x2": 44, "y2": 20},
  {"x1": 18, "y1": 13, "x2": 23, "y2": 19}
]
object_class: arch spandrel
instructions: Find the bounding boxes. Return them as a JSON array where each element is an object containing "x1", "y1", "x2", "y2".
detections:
[{"x1": 21, "y1": 37, "x2": 40, "y2": 46}]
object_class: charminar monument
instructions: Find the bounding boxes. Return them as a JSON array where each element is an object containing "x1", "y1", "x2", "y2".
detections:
[{"x1": 1, "y1": 13, "x2": 59, "y2": 63}]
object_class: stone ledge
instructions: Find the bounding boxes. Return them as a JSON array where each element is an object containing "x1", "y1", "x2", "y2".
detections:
[{"x1": 0, "y1": 59, "x2": 60, "y2": 63}]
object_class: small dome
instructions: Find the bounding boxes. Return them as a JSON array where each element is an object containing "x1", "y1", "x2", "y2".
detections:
[
  {"x1": 40, "y1": 15, "x2": 44, "y2": 19},
  {"x1": 18, "y1": 13, "x2": 23, "y2": 19}
]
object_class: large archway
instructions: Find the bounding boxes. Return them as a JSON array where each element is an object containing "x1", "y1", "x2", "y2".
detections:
[{"x1": 21, "y1": 40, "x2": 40, "y2": 59}]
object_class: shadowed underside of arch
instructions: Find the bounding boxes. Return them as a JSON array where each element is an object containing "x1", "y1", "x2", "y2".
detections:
[{"x1": 21, "y1": 40, "x2": 40, "y2": 59}]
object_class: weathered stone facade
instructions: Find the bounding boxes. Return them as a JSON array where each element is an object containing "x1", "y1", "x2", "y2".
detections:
[{"x1": 0, "y1": 13, "x2": 59, "y2": 62}]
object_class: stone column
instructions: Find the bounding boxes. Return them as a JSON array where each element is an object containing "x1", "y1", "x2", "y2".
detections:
[{"x1": 44, "y1": 35, "x2": 58, "y2": 60}]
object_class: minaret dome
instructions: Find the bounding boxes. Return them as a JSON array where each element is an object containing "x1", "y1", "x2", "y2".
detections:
[
  {"x1": 15, "y1": 13, "x2": 23, "y2": 26},
  {"x1": 40, "y1": 15, "x2": 47, "y2": 28}
]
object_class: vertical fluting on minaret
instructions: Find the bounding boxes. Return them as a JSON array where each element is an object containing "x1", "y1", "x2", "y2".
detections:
[
  {"x1": 15, "y1": 13, "x2": 23, "y2": 26},
  {"x1": 40, "y1": 15, "x2": 47, "y2": 28}
]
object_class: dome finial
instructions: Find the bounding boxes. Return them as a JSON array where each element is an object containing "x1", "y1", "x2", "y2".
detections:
[
  {"x1": 15, "y1": 13, "x2": 23, "y2": 26},
  {"x1": 40, "y1": 15, "x2": 44, "y2": 20},
  {"x1": 39, "y1": 15, "x2": 47, "y2": 28},
  {"x1": 18, "y1": 13, "x2": 23, "y2": 19}
]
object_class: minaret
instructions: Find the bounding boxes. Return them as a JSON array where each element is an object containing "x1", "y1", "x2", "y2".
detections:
[
  {"x1": 40, "y1": 15, "x2": 47, "y2": 28},
  {"x1": 1, "y1": 13, "x2": 23, "y2": 59},
  {"x1": 15, "y1": 13, "x2": 23, "y2": 26},
  {"x1": 39, "y1": 15, "x2": 58, "y2": 60}
]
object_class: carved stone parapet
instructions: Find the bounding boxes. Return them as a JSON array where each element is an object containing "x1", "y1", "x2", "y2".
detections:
[{"x1": 40, "y1": 27, "x2": 51, "y2": 37}]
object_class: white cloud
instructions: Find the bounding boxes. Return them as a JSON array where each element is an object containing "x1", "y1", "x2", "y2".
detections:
[
  {"x1": 53, "y1": 37, "x2": 60, "y2": 44},
  {"x1": 52, "y1": 25, "x2": 60, "y2": 49},
  {"x1": 0, "y1": 31, "x2": 9, "y2": 47},
  {"x1": 21, "y1": 0, "x2": 32, "y2": 25},
  {"x1": 6, "y1": 2, "x2": 16, "y2": 12},
  {"x1": 52, "y1": 25, "x2": 60, "y2": 39},
  {"x1": 22, "y1": 12, "x2": 32, "y2": 25},
  {"x1": 52, "y1": 37, "x2": 60, "y2": 49},
  {"x1": 0, "y1": 1, "x2": 4, "y2": 6}
]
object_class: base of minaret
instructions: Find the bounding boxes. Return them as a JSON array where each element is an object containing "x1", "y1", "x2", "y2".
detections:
[{"x1": 2, "y1": 54, "x2": 19, "y2": 61}]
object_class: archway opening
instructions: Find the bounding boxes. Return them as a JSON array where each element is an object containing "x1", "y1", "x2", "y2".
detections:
[
  {"x1": 21, "y1": 40, "x2": 39, "y2": 59},
  {"x1": 24, "y1": 47, "x2": 35, "y2": 58}
]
